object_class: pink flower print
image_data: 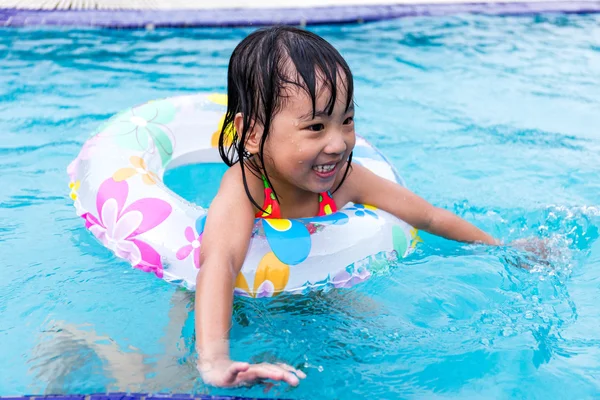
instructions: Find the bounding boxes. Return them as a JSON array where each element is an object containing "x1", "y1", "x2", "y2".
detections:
[
  {"x1": 82, "y1": 178, "x2": 172, "y2": 278},
  {"x1": 332, "y1": 267, "x2": 371, "y2": 289},
  {"x1": 176, "y1": 216, "x2": 206, "y2": 269},
  {"x1": 176, "y1": 227, "x2": 201, "y2": 269}
]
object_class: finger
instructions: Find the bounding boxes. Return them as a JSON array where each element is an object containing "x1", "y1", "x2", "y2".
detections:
[
  {"x1": 269, "y1": 365, "x2": 301, "y2": 386},
  {"x1": 224, "y1": 361, "x2": 250, "y2": 385},
  {"x1": 242, "y1": 365, "x2": 300, "y2": 387},
  {"x1": 227, "y1": 361, "x2": 250, "y2": 377},
  {"x1": 259, "y1": 363, "x2": 299, "y2": 380},
  {"x1": 276, "y1": 362, "x2": 307, "y2": 379}
]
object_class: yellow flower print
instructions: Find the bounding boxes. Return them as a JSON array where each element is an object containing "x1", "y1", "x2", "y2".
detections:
[
  {"x1": 69, "y1": 180, "x2": 80, "y2": 201},
  {"x1": 410, "y1": 227, "x2": 423, "y2": 249},
  {"x1": 113, "y1": 156, "x2": 159, "y2": 185},
  {"x1": 234, "y1": 252, "x2": 290, "y2": 298},
  {"x1": 234, "y1": 273, "x2": 250, "y2": 295},
  {"x1": 208, "y1": 93, "x2": 228, "y2": 106},
  {"x1": 211, "y1": 114, "x2": 236, "y2": 148},
  {"x1": 207, "y1": 94, "x2": 235, "y2": 148}
]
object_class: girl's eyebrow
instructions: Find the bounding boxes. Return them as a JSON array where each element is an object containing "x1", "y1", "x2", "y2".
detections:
[
  {"x1": 298, "y1": 105, "x2": 355, "y2": 121},
  {"x1": 298, "y1": 109, "x2": 329, "y2": 121}
]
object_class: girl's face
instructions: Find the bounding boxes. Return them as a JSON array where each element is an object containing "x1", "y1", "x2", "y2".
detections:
[{"x1": 263, "y1": 81, "x2": 355, "y2": 196}]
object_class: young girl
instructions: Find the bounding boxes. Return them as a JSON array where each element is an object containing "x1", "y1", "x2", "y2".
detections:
[{"x1": 196, "y1": 26, "x2": 502, "y2": 388}]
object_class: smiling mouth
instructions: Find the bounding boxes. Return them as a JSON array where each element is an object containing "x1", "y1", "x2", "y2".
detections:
[
  {"x1": 312, "y1": 163, "x2": 338, "y2": 178},
  {"x1": 312, "y1": 164, "x2": 336, "y2": 173}
]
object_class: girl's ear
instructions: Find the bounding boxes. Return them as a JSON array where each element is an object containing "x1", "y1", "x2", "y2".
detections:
[{"x1": 235, "y1": 112, "x2": 263, "y2": 155}]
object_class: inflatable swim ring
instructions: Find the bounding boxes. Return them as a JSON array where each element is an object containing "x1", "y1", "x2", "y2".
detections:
[{"x1": 67, "y1": 93, "x2": 420, "y2": 296}]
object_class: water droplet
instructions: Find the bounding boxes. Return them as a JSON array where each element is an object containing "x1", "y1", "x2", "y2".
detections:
[
  {"x1": 524, "y1": 311, "x2": 534, "y2": 319},
  {"x1": 502, "y1": 327, "x2": 514, "y2": 337},
  {"x1": 317, "y1": 366, "x2": 324, "y2": 372}
]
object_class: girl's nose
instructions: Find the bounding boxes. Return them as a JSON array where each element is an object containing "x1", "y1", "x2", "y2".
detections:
[{"x1": 324, "y1": 131, "x2": 347, "y2": 155}]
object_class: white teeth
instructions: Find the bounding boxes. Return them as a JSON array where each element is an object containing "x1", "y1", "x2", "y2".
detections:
[{"x1": 313, "y1": 164, "x2": 335, "y2": 173}]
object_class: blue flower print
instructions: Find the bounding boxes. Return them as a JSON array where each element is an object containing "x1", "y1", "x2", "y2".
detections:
[{"x1": 347, "y1": 204, "x2": 378, "y2": 219}]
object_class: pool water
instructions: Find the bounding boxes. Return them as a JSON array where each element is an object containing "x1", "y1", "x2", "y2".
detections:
[{"x1": 2, "y1": 14, "x2": 600, "y2": 398}]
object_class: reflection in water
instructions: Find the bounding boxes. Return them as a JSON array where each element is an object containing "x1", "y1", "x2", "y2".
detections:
[{"x1": 29, "y1": 290, "x2": 198, "y2": 393}]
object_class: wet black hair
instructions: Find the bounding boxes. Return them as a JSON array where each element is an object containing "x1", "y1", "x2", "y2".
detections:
[{"x1": 218, "y1": 26, "x2": 354, "y2": 213}]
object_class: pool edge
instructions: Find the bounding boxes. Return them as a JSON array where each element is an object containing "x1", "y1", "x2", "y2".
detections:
[
  {"x1": 0, "y1": 394, "x2": 282, "y2": 400},
  {"x1": 1, "y1": 1, "x2": 599, "y2": 28}
]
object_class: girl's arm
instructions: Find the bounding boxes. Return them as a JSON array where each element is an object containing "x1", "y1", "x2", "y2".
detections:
[
  {"x1": 342, "y1": 163, "x2": 499, "y2": 245},
  {"x1": 195, "y1": 167, "x2": 305, "y2": 387}
]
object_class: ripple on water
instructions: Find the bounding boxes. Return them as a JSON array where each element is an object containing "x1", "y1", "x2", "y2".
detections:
[{"x1": 1, "y1": 13, "x2": 600, "y2": 398}]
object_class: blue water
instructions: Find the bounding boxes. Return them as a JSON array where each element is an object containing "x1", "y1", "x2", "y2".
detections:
[{"x1": 2, "y1": 14, "x2": 600, "y2": 398}]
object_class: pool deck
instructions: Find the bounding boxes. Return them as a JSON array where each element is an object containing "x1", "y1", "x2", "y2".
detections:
[
  {"x1": 0, "y1": 0, "x2": 599, "y2": 27},
  {"x1": 0, "y1": 0, "x2": 595, "y2": 10}
]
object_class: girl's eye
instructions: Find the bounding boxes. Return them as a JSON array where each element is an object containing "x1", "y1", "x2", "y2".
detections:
[
  {"x1": 343, "y1": 117, "x2": 354, "y2": 125},
  {"x1": 307, "y1": 123, "x2": 325, "y2": 132}
]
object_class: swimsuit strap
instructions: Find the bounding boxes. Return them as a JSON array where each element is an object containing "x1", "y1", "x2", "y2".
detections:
[
  {"x1": 255, "y1": 176, "x2": 337, "y2": 219},
  {"x1": 318, "y1": 191, "x2": 337, "y2": 216},
  {"x1": 256, "y1": 175, "x2": 281, "y2": 219}
]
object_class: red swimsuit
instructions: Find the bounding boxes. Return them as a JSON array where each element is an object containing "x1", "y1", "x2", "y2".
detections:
[{"x1": 255, "y1": 176, "x2": 337, "y2": 219}]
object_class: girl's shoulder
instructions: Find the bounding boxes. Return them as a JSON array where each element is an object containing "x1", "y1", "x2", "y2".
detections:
[{"x1": 219, "y1": 163, "x2": 264, "y2": 213}]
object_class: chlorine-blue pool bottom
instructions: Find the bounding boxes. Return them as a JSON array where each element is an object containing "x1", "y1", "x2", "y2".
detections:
[{"x1": 2, "y1": 14, "x2": 600, "y2": 399}]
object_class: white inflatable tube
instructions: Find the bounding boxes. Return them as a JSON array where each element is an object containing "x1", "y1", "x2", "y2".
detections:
[{"x1": 67, "y1": 93, "x2": 419, "y2": 296}]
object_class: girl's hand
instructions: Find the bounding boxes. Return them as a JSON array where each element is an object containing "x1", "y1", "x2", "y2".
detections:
[
  {"x1": 510, "y1": 237, "x2": 552, "y2": 260},
  {"x1": 505, "y1": 237, "x2": 562, "y2": 270},
  {"x1": 199, "y1": 359, "x2": 306, "y2": 388}
]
